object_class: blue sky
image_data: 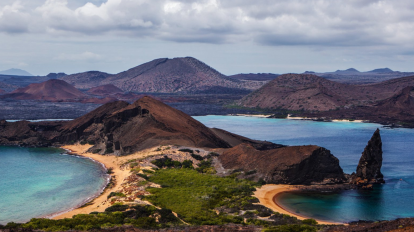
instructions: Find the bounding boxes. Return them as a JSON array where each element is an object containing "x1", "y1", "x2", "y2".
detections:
[{"x1": 1, "y1": 0, "x2": 414, "y2": 76}]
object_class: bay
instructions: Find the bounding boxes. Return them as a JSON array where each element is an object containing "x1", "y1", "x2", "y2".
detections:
[
  {"x1": 0, "y1": 146, "x2": 108, "y2": 225},
  {"x1": 194, "y1": 115, "x2": 414, "y2": 222}
]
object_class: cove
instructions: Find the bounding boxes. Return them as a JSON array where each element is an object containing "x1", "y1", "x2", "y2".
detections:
[
  {"x1": 194, "y1": 115, "x2": 414, "y2": 222},
  {"x1": 0, "y1": 146, "x2": 108, "y2": 225}
]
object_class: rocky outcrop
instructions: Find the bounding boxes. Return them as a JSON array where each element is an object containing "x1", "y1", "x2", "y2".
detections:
[
  {"x1": 351, "y1": 128, "x2": 384, "y2": 188},
  {"x1": 218, "y1": 143, "x2": 347, "y2": 185}
]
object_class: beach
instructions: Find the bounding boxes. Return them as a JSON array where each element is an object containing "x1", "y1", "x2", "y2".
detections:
[
  {"x1": 53, "y1": 144, "x2": 184, "y2": 219},
  {"x1": 254, "y1": 184, "x2": 345, "y2": 225},
  {"x1": 53, "y1": 144, "x2": 129, "y2": 219}
]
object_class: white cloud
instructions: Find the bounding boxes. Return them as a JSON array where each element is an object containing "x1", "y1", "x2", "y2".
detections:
[{"x1": 0, "y1": 0, "x2": 413, "y2": 49}]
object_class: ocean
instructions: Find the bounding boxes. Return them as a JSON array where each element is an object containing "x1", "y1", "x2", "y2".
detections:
[
  {"x1": 0, "y1": 146, "x2": 108, "y2": 225},
  {"x1": 194, "y1": 115, "x2": 414, "y2": 223},
  {"x1": 2, "y1": 115, "x2": 413, "y2": 224}
]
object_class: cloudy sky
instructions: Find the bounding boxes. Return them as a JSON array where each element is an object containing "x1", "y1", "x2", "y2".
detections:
[{"x1": 0, "y1": 0, "x2": 413, "y2": 76}]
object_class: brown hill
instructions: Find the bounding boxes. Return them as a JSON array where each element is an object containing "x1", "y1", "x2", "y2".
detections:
[
  {"x1": 87, "y1": 84, "x2": 124, "y2": 96},
  {"x1": 1, "y1": 79, "x2": 87, "y2": 101},
  {"x1": 301, "y1": 86, "x2": 414, "y2": 127},
  {"x1": 101, "y1": 57, "x2": 263, "y2": 93},
  {"x1": 374, "y1": 86, "x2": 414, "y2": 115},
  {"x1": 59, "y1": 96, "x2": 232, "y2": 154},
  {"x1": 218, "y1": 143, "x2": 346, "y2": 184},
  {"x1": 60, "y1": 71, "x2": 111, "y2": 89},
  {"x1": 239, "y1": 74, "x2": 414, "y2": 112}
]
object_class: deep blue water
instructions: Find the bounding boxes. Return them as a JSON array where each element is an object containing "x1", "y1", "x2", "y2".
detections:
[
  {"x1": 194, "y1": 116, "x2": 414, "y2": 223},
  {"x1": 0, "y1": 146, "x2": 108, "y2": 225}
]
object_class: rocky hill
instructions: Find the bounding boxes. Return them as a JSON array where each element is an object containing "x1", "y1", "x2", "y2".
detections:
[
  {"x1": 87, "y1": 84, "x2": 124, "y2": 96},
  {"x1": 60, "y1": 57, "x2": 265, "y2": 93},
  {"x1": 101, "y1": 57, "x2": 264, "y2": 93},
  {"x1": 303, "y1": 86, "x2": 414, "y2": 127},
  {"x1": 239, "y1": 74, "x2": 414, "y2": 112},
  {"x1": 1, "y1": 79, "x2": 88, "y2": 101},
  {"x1": 219, "y1": 143, "x2": 346, "y2": 185},
  {"x1": 0, "y1": 96, "x2": 232, "y2": 153},
  {"x1": 60, "y1": 71, "x2": 112, "y2": 89}
]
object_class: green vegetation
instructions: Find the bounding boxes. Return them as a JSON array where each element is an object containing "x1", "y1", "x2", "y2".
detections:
[
  {"x1": 196, "y1": 160, "x2": 216, "y2": 174},
  {"x1": 191, "y1": 153, "x2": 204, "y2": 160},
  {"x1": 11, "y1": 205, "x2": 180, "y2": 231},
  {"x1": 151, "y1": 156, "x2": 193, "y2": 169},
  {"x1": 142, "y1": 169, "x2": 154, "y2": 174},
  {"x1": 107, "y1": 192, "x2": 126, "y2": 199},
  {"x1": 145, "y1": 168, "x2": 260, "y2": 225}
]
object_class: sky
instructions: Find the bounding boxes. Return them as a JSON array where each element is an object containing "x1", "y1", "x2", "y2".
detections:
[{"x1": 0, "y1": 0, "x2": 413, "y2": 76}]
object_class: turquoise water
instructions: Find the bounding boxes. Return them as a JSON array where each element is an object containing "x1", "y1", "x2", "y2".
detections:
[
  {"x1": 0, "y1": 146, "x2": 109, "y2": 225},
  {"x1": 194, "y1": 116, "x2": 414, "y2": 222}
]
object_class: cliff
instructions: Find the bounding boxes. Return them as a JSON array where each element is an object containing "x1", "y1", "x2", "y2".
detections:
[
  {"x1": 218, "y1": 143, "x2": 347, "y2": 185},
  {"x1": 351, "y1": 128, "x2": 384, "y2": 188}
]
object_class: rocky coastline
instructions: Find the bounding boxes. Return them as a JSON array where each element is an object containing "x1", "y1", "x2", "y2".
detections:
[{"x1": 0, "y1": 96, "x2": 390, "y2": 230}]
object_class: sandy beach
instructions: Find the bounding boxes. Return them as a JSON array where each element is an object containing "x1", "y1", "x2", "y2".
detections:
[
  {"x1": 53, "y1": 144, "x2": 187, "y2": 219},
  {"x1": 254, "y1": 184, "x2": 345, "y2": 225},
  {"x1": 53, "y1": 144, "x2": 130, "y2": 219}
]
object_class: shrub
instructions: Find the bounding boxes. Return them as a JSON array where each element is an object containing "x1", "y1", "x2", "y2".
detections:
[
  {"x1": 182, "y1": 160, "x2": 193, "y2": 169},
  {"x1": 129, "y1": 162, "x2": 138, "y2": 168},
  {"x1": 105, "y1": 204, "x2": 129, "y2": 212},
  {"x1": 137, "y1": 173, "x2": 149, "y2": 180},
  {"x1": 142, "y1": 169, "x2": 154, "y2": 174},
  {"x1": 107, "y1": 192, "x2": 126, "y2": 199},
  {"x1": 179, "y1": 149, "x2": 194, "y2": 154},
  {"x1": 191, "y1": 153, "x2": 204, "y2": 161},
  {"x1": 106, "y1": 168, "x2": 114, "y2": 174},
  {"x1": 245, "y1": 170, "x2": 257, "y2": 175},
  {"x1": 302, "y1": 218, "x2": 318, "y2": 225}
]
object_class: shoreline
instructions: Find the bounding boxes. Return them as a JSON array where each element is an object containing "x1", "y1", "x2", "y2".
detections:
[
  {"x1": 52, "y1": 144, "x2": 131, "y2": 219},
  {"x1": 254, "y1": 184, "x2": 345, "y2": 225}
]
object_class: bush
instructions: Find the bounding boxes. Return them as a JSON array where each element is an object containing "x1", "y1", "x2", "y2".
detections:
[
  {"x1": 107, "y1": 192, "x2": 126, "y2": 199},
  {"x1": 179, "y1": 148, "x2": 194, "y2": 153},
  {"x1": 107, "y1": 168, "x2": 114, "y2": 174},
  {"x1": 129, "y1": 162, "x2": 138, "y2": 168},
  {"x1": 191, "y1": 153, "x2": 204, "y2": 161},
  {"x1": 105, "y1": 204, "x2": 129, "y2": 212},
  {"x1": 302, "y1": 218, "x2": 318, "y2": 225},
  {"x1": 142, "y1": 169, "x2": 154, "y2": 174},
  {"x1": 182, "y1": 160, "x2": 193, "y2": 169},
  {"x1": 245, "y1": 170, "x2": 257, "y2": 175},
  {"x1": 137, "y1": 173, "x2": 149, "y2": 180}
]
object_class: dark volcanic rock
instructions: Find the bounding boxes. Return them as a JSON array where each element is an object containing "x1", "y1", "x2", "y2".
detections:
[
  {"x1": 219, "y1": 143, "x2": 347, "y2": 185},
  {"x1": 351, "y1": 128, "x2": 384, "y2": 188}
]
